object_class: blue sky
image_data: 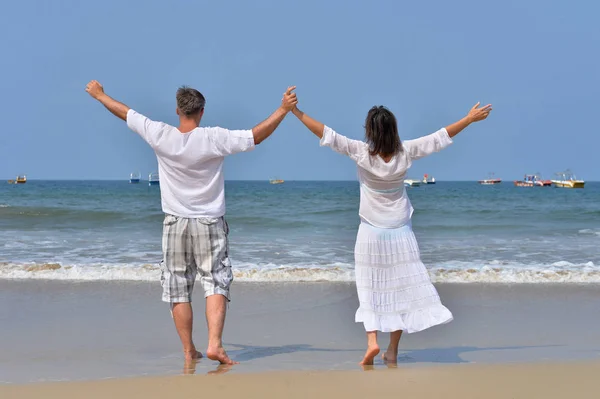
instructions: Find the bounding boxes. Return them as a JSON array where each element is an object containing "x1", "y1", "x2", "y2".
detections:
[{"x1": 0, "y1": 0, "x2": 598, "y2": 181}]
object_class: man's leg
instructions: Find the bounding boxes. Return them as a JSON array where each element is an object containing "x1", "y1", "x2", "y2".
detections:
[
  {"x1": 161, "y1": 215, "x2": 199, "y2": 362},
  {"x1": 172, "y1": 302, "x2": 202, "y2": 362},
  {"x1": 205, "y1": 294, "x2": 237, "y2": 364}
]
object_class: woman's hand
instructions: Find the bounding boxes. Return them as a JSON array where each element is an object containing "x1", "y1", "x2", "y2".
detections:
[{"x1": 467, "y1": 102, "x2": 492, "y2": 123}]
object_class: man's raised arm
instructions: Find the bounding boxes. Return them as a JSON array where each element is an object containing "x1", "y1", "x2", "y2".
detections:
[
  {"x1": 86, "y1": 80, "x2": 130, "y2": 121},
  {"x1": 251, "y1": 86, "x2": 297, "y2": 145}
]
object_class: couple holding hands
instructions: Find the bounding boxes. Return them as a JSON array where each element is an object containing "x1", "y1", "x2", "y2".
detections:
[{"x1": 86, "y1": 80, "x2": 491, "y2": 366}]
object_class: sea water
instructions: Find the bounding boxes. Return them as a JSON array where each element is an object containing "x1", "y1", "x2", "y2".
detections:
[{"x1": 1, "y1": 180, "x2": 598, "y2": 283}]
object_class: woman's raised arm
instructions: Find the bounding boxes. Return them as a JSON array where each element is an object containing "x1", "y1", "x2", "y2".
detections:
[
  {"x1": 292, "y1": 106, "x2": 367, "y2": 161},
  {"x1": 445, "y1": 102, "x2": 492, "y2": 138},
  {"x1": 292, "y1": 107, "x2": 325, "y2": 138}
]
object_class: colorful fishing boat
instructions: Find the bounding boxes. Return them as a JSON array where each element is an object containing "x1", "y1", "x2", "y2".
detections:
[
  {"x1": 514, "y1": 174, "x2": 552, "y2": 187},
  {"x1": 269, "y1": 178, "x2": 284, "y2": 185}
]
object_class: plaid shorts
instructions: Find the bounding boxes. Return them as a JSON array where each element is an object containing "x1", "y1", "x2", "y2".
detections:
[{"x1": 160, "y1": 214, "x2": 233, "y2": 303}]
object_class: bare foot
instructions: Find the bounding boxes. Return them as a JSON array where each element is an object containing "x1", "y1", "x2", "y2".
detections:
[
  {"x1": 206, "y1": 347, "x2": 239, "y2": 365},
  {"x1": 359, "y1": 344, "x2": 380, "y2": 366},
  {"x1": 184, "y1": 349, "x2": 203, "y2": 361},
  {"x1": 382, "y1": 351, "x2": 398, "y2": 364}
]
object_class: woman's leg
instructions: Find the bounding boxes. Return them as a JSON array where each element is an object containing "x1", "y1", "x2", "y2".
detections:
[
  {"x1": 382, "y1": 330, "x2": 402, "y2": 363},
  {"x1": 359, "y1": 331, "x2": 380, "y2": 365}
]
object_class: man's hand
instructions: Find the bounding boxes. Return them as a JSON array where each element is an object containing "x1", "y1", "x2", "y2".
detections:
[
  {"x1": 85, "y1": 80, "x2": 130, "y2": 121},
  {"x1": 86, "y1": 80, "x2": 105, "y2": 100},
  {"x1": 281, "y1": 86, "x2": 298, "y2": 112},
  {"x1": 467, "y1": 102, "x2": 492, "y2": 123}
]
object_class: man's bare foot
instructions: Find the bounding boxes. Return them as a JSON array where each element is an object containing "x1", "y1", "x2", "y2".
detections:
[
  {"x1": 359, "y1": 344, "x2": 380, "y2": 366},
  {"x1": 184, "y1": 349, "x2": 203, "y2": 362},
  {"x1": 206, "y1": 347, "x2": 239, "y2": 365},
  {"x1": 382, "y1": 351, "x2": 398, "y2": 364}
]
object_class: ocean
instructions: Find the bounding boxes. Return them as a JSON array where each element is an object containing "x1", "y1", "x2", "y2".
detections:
[{"x1": 1, "y1": 180, "x2": 599, "y2": 284}]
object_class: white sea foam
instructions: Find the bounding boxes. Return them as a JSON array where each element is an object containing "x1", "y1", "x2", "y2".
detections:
[
  {"x1": 1, "y1": 260, "x2": 599, "y2": 283},
  {"x1": 579, "y1": 229, "x2": 600, "y2": 237}
]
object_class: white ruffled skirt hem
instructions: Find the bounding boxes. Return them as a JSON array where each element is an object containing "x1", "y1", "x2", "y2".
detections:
[
  {"x1": 354, "y1": 221, "x2": 453, "y2": 333},
  {"x1": 355, "y1": 304, "x2": 453, "y2": 333}
]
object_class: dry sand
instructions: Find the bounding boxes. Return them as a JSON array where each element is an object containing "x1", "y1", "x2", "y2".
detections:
[{"x1": 1, "y1": 361, "x2": 599, "y2": 399}]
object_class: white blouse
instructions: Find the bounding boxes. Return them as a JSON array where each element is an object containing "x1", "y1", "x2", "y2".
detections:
[{"x1": 320, "y1": 126, "x2": 453, "y2": 228}]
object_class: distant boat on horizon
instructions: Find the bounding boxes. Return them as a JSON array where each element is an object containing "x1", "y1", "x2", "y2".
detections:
[
  {"x1": 129, "y1": 172, "x2": 141, "y2": 184},
  {"x1": 514, "y1": 174, "x2": 551, "y2": 187},
  {"x1": 269, "y1": 178, "x2": 284, "y2": 185},
  {"x1": 479, "y1": 173, "x2": 502, "y2": 185},
  {"x1": 7, "y1": 175, "x2": 26, "y2": 184},
  {"x1": 551, "y1": 170, "x2": 585, "y2": 189},
  {"x1": 148, "y1": 172, "x2": 160, "y2": 186},
  {"x1": 404, "y1": 179, "x2": 421, "y2": 187},
  {"x1": 422, "y1": 174, "x2": 436, "y2": 184}
]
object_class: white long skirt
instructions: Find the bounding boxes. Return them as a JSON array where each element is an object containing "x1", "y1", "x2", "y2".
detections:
[{"x1": 354, "y1": 222, "x2": 453, "y2": 333}]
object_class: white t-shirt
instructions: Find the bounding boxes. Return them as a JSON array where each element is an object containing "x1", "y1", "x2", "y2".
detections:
[
  {"x1": 320, "y1": 126, "x2": 453, "y2": 228},
  {"x1": 127, "y1": 109, "x2": 255, "y2": 218}
]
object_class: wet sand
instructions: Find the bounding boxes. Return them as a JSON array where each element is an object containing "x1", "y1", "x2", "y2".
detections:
[
  {"x1": 1, "y1": 281, "x2": 600, "y2": 383},
  {"x1": 2, "y1": 362, "x2": 599, "y2": 399}
]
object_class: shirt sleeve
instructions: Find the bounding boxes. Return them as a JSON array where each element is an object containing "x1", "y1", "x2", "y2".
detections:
[
  {"x1": 319, "y1": 125, "x2": 368, "y2": 162},
  {"x1": 402, "y1": 128, "x2": 453, "y2": 161},
  {"x1": 209, "y1": 127, "x2": 255, "y2": 156},
  {"x1": 126, "y1": 109, "x2": 166, "y2": 148}
]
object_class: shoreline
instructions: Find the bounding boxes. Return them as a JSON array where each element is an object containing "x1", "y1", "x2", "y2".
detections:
[{"x1": 2, "y1": 361, "x2": 599, "y2": 398}]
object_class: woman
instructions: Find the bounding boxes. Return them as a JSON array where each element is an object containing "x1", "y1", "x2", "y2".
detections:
[{"x1": 292, "y1": 101, "x2": 492, "y2": 365}]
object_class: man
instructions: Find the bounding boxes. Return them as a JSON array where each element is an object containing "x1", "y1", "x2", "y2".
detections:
[{"x1": 86, "y1": 80, "x2": 297, "y2": 365}]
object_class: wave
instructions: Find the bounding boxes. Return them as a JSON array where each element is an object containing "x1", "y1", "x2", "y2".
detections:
[
  {"x1": 579, "y1": 229, "x2": 600, "y2": 236},
  {"x1": 1, "y1": 260, "x2": 599, "y2": 284}
]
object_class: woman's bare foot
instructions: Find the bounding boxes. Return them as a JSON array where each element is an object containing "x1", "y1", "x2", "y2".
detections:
[
  {"x1": 359, "y1": 344, "x2": 380, "y2": 366},
  {"x1": 206, "y1": 346, "x2": 239, "y2": 365},
  {"x1": 382, "y1": 351, "x2": 398, "y2": 364}
]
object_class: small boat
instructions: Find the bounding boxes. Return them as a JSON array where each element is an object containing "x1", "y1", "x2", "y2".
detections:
[
  {"x1": 7, "y1": 175, "x2": 26, "y2": 184},
  {"x1": 129, "y1": 172, "x2": 141, "y2": 184},
  {"x1": 551, "y1": 170, "x2": 585, "y2": 189},
  {"x1": 148, "y1": 172, "x2": 160, "y2": 186},
  {"x1": 269, "y1": 178, "x2": 284, "y2": 185},
  {"x1": 422, "y1": 174, "x2": 436, "y2": 184},
  {"x1": 478, "y1": 173, "x2": 502, "y2": 185},
  {"x1": 404, "y1": 179, "x2": 421, "y2": 187},
  {"x1": 514, "y1": 174, "x2": 552, "y2": 187}
]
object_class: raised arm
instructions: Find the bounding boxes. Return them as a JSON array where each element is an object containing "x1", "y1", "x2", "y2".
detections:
[
  {"x1": 292, "y1": 106, "x2": 367, "y2": 161},
  {"x1": 404, "y1": 102, "x2": 493, "y2": 160},
  {"x1": 251, "y1": 86, "x2": 297, "y2": 145},
  {"x1": 85, "y1": 80, "x2": 130, "y2": 121},
  {"x1": 445, "y1": 102, "x2": 492, "y2": 137},
  {"x1": 291, "y1": 107, "x2": 325, "y2": 138}
]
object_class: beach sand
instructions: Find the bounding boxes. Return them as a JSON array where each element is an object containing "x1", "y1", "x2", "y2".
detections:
[
  {"x1": 1, "y1": 362, "x2": 599, "y2": 399},
  {"x1": 1, "y1": 281, "x2": 600, "y2": 387}
]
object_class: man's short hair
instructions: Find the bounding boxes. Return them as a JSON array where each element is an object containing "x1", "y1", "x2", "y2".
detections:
[{"x1": 176, "y1": 86, "x2": 206, "y2": 116}]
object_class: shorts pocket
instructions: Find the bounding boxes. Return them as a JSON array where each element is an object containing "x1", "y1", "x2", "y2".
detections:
[{"x1": 163, "y1": 214, "x2": 179, "y2": 226}]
